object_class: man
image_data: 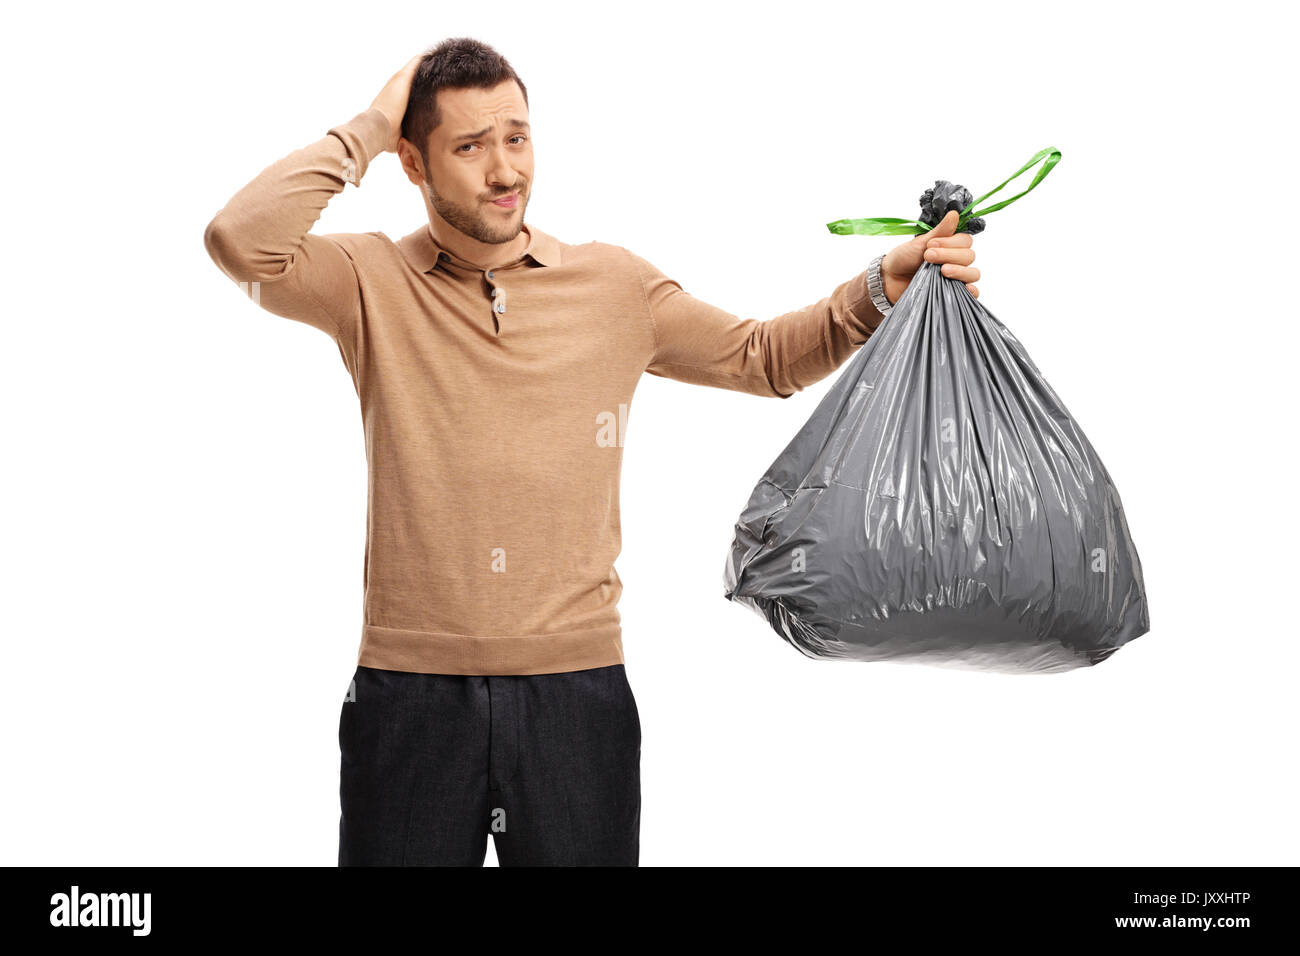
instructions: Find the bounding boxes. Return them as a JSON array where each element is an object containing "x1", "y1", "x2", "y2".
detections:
[{"x1": 203, "y1": 37, "x2": 980, "y2": 867}]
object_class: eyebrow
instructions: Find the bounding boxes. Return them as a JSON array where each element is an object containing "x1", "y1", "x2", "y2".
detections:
[{"x1": 452, "y1": 119, "x2": 530, "y2": 142}]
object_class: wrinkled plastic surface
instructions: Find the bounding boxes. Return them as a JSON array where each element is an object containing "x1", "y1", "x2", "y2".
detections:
[{"x1": 723, "y1": 261, "x2": 1150, "y2": 674}]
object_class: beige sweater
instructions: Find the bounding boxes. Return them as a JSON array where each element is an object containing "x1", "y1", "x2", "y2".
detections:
[{"x1": 203, "y1": 106, "x2": 887, "y2": 675}]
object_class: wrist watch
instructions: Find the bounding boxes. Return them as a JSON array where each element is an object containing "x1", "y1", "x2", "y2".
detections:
[{"x1": 867, "y1": 254, "x2": 893, "y2": 318}]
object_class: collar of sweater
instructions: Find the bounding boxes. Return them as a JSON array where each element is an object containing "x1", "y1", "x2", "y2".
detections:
[{"x1": 397, "y1": 221, "x2": 562, "y2": 274}]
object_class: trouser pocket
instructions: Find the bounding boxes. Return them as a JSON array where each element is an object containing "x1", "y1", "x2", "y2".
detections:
[{"x1": 616, "y1": 665, "x2": 641, "y2": 752}]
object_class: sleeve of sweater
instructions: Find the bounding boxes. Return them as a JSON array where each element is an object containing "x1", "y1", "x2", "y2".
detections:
[
  {"x1": 627, "y1": 248, "x2": 888, "y2": 398},
  {"x1": 202, "y1": 107, "x2": 392, "y2": 341}
]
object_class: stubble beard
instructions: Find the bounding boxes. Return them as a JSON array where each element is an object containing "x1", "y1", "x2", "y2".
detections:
[{"x1": 425, "y1": 174, "x2": 525, "y2": 246}]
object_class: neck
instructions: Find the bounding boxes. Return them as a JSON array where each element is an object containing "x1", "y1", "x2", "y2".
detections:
[{"x1": 426, "y1": 204, "x2": 530, "y2": 270}]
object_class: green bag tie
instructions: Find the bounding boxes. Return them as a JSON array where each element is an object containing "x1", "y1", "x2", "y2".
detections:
[{"x1": 825, "y1": 147, "x2": 1062, "y2": 237}]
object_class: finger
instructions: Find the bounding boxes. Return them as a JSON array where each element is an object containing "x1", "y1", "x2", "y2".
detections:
[
  {"x1": 926, "y1": 234, "x2": 972, "y2": 248},
  {"x1": 941, "y1": 264, "x2": 980, "y2": 282},
  {"x1": 924, "y1": 247, "x2": 975, "y2": 265},
  {"x1": 924, "y1": 210, "x2": 960, "y2": 240},
  {"x1": 966, "y1": 283, "x2": 979, "y2": 299}
]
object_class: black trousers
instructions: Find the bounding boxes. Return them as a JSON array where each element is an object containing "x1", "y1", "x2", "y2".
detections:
[{"x1": 338, "y1": 663, "x2": 641, "y2": 866}]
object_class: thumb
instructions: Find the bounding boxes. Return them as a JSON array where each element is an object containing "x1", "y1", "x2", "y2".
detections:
[{"x1": 923, "y1": 209, "x2": 959, "y2": 242}]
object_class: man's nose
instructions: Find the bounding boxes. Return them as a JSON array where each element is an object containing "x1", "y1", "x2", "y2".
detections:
[{"x1": 487, "y1": 147, "x2": 519, "y2": 187}]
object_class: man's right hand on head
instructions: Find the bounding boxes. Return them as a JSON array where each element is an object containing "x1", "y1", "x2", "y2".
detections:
[{"x1": 370, "y1": 53, "x2": 424, "y2": 154}]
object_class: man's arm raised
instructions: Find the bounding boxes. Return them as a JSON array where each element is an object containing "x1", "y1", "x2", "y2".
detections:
[{"x1": 202, "y1": 54, "x2": 421, "y2": 340}]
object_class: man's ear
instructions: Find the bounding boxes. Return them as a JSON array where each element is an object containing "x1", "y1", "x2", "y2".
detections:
[{"x1": 397, "y1": 139, "x2": 426, "y2": 187}]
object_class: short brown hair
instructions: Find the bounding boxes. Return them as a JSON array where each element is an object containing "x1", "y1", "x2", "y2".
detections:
[{"x1": 402, "y1": 37, "x2": 529, "y2": 165}]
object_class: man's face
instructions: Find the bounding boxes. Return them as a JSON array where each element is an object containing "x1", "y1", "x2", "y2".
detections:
[{"x1": 417, "y1": 79, "x2": 533, "y2": 245}]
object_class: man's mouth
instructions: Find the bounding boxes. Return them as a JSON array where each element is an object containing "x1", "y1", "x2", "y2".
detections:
[{"x1": 491, "y1": 191, "x2": 520, "y2": 208}]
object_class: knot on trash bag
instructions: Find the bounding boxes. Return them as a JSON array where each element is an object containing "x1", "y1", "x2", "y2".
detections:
[{"x1": 919, "y1": 180, "x2": 986, "y2": 235}]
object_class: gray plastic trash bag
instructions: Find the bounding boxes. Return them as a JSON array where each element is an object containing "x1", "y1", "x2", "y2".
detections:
[{"x1": 722, "y1": 156, "x2": 1149, "y2": 674}]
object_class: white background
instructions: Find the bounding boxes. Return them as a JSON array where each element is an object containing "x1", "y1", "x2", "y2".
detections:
[{"x1": 2, "y1": 0, "x2": 1294, "y2": 866}]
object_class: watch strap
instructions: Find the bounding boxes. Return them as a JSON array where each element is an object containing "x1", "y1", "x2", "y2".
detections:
[{"x1": 867, "y1": 254, "x2": 893, "y2": 318}]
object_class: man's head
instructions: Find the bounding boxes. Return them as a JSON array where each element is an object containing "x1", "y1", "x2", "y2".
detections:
[{"x1": 398, "y1": 38, "x2": 532, "y2": 248}]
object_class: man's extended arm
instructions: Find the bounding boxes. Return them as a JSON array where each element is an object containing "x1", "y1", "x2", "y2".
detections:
[
  {"x1": 629, "y1": 249, "x2": 888, "y2": 398},
  {"x1": 201, "y1": 107, "x2": 390, "y2": 340}
]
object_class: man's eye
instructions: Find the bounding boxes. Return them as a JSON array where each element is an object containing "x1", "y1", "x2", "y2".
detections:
[{"x1": 458, "y1": 137, "x2": 526, "y2": 154}]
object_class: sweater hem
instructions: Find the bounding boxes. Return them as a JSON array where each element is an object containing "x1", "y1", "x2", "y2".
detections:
[{"x1": 357, "y1": 623, "x2": 625, "y2": 676}]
